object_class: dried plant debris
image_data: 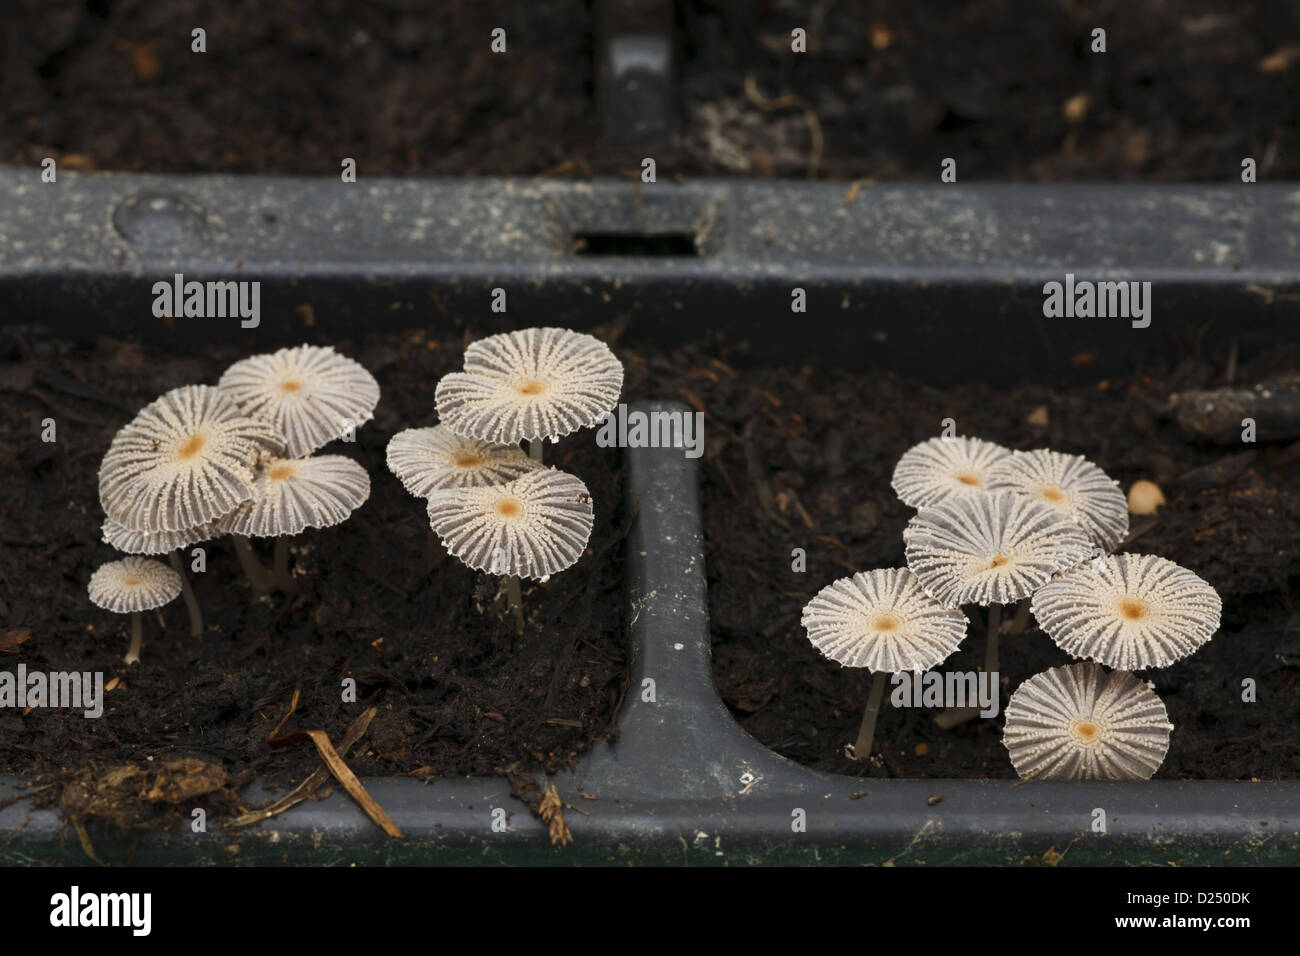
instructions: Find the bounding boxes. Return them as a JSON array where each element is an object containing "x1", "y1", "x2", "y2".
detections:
[
  {"x1": 99, "y1": 385, "x2": 281, "y2": 533},
  {"x1": 891, "y1": 436, "x2": 1012, "y2": 509},
  {"x1": 1031, "y1": 553, "x2": 1222, "y2": 670},
  {"x1": 904, "y1": 492, "x2": 1092, "y2": 608},
  {"x1": 435, "y1": 327, "x2": 623, "y2": 446},
  {"x1": 215, "y1": 455, "x2": 370, "y2": 538},
  {"x1": 385, "y1": 425, "x2": 542, "y2": 497},
  {"x1": 1003, "y1": 663, "x2": 1173, "y2": 781},
  {"x1": 987, "y1": 449, "x2": 1129, "y2": 552},
  {"x1": 59, "y1": 758, "x2": 231, "y2": 833},
  {"x1": 101, "y1": 517, "x2": 216, "y2": 556},
  {"x1": 426, "y1": 467, "x2": 594, "y2": 579},
  {"x1": 538, "y1": 784, "x2": 574, "y2": 847},
  {"x1": 218, "y1": 344, "x2": 381, "y2": 458},
  {"x1": 87, "y1": 556, "x2": 182, "y2": 614},
  {"x1": 801, "y1": 568, "x2": 967, "y2": 673}
]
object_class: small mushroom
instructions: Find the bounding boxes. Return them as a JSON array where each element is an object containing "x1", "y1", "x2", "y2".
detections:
[
  {"x1": 802, "y1": 568, "x2": 968, "y2": 759},
  {"x1": 218, "y1": 344, "x2": 381, "y2": 458},
  {"x1": 101, "y1": 517, "x2": 215, "y2": 638},
  {"x1": 1003, "y1": 662, "x2": 1173, "y2": 781},
  {"x1": 803, "y1": 569, "x2": 969, "y2": 672},
  {"x1": 904, "y1": 492, "x2": 1092, "y2": 715},
  {"x1": 1031, "y1": 553, "x2": 1222, "y2": 670},
  {"x1": 891, "y1": 436, "x2": 1013, "y2": 510},
  {"x1": 216, "y1": 455, "x2": 370, "y2": 592},
  {"x1": 904, "y1": 492, "x2": 1093, "y2": 610},
  {"x1": 88, "y1": 556, "x2": 183, "y2": 664},
  {"x1": 434, "y1": 327, "x2": 623, "y2": 460},
  {"x1": 426, "y1": 467, "x2": 594, "y2": 632},
  {"x1": 99, "y1": 385, "x2": 281, "y2": 533},
  {"x1": 385, "y1": 425, "x2": 542, "y2": 496},
  {"x1": 986, "y1": 449, "x2": 1129, "y2": 552}
]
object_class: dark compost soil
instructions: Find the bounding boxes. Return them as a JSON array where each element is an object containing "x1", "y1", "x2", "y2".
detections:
[
  {"x1": 0, "y1": 327, "x2": 629, "y2": 832},
  {"x1": 4, "y1": 1, "x2": 1299, "y2": 180},
  {"x1": 677, "y1": 0, "x2": 1300, "y2": 180},
  {"x1": 1, "y1": 320, "x2": 1298, "y2": 842},
  {"x1": 632, "y1": 338, "x2": 1300, "y2": 780}
]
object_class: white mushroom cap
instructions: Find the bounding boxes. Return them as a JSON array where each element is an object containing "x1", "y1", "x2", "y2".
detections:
[
  {"x1": 218, "y1": 344, "x2": 381, "y2": 458},
  {"x1": 385, "y1": 425, "x2": 542, "y2": 497},
  {"x1": 215, "y1": 455, "x2": 370, "y2": 538},
  {"x1": 1031, "y1": 553, "x2": 1222, "y2": 669},
  {"x1": 426, "y1": 467, "x2": 594, "y2": 580},
  {"x1": 987, "y1": 449, "x2": 1129, "y2": 552},
  {"x1": 99, "y1": 385, "x2": 282, "y2": 533},
  {"x1": 891, "y1": 436, "x2": 1013, "y2": 509},
  {"x1": 801, "y1": 568, "x2": 968, "y2": 673},
  {"x1": 102, "y1": 517, "x2": 216, "y2": 556},
  {"x1": 1003, "y1": 662, "x2": 1173, "y2": 781},
  {"x1": 904, "y1": 492, "x2": 1092, "y2": 608},
  {"x1": 434, "y1": 327, "x2": 623, "y2": 445},
  {"x1": 88, "y1": 556, "x2": 183, "y2": 614}
]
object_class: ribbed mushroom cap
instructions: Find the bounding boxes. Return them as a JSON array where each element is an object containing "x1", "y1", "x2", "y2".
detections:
[
  {"x1": 426, "y1": 467, "x2": 594, "y2": 580},
  {"x1": 1003, "y1": 662, "x2": 1173, "y2": 781},
  {"x1": 801, "y1": 568, "x2": 968, "y2": 673},
  {"x1": 215, "y1": 455, "x2": 370, "y2": 538},
  {"x1": 385, "y1": 425, "x2": 542, "y2": 497},
  {"x1": 1031, "y1": 553, "x2": 1222, "y2": 669},
  {"x1": 987, "y1": 449, "x2": 1129, "y2": 552},
  {"x1": 88, "y1": 556, "x2": 183, "y2": 614},
  {"x1": 218, "y1": 344, "x2": 381, "y2": 458},
  {"x1": 434, "y1": 327, "x2": 623, "y2": 445},
  {"x1": 904, "y1": 492, "x2": 1093, "y2": 608},
  {"x1": 102, "y1": 517, "x2": 216, "y2": 556},
  {"x1": 891, "y1": 436, "x2": 1013, "y2": 509},
  {"x1": 99, "y1": 385, "x2": 282, "y2": 534}
]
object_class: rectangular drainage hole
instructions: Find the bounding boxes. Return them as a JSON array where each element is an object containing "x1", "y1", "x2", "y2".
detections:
[{"x1": 571, "y1": 231, "x2": 699, "y2": 256}]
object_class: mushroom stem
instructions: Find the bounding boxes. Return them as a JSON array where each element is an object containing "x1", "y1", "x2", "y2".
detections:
[
  {"x1": 527, "y1": 439, "x2": 544, "y2": 463},
  {"x1": 125, "y1": 613, "x2": 143, "y2": 665},
  {"x1": 935, "y1": 603, "x2": 1003, "y2": 729},
  {"x1": 1000, "y1": 597, "x2": 1032, "y2": 635},
  {"x1": 851, "y1": 671, "x2": 888, "y2": 760},
  {"x1": 505, "y1": 575, "x2": 525, "y2": 635},
  {"x1": 230, "y1": 535, "x2": 273, "y2": 595},
  {"x1": 168, "y1": 551, "x2": 203, "y2": 638},
  {"x1": 984, "y1": 602, "x2": 1002, "y2": 677},
  {"x1": 273, "y1": 537, "x2": 298, "y2": 593}
]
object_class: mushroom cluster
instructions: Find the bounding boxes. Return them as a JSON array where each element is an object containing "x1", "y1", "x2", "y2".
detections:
[
  {"x1": 216, "y1": 344, "x2": 379, "y2": 593},
  {"x1": 999, "y1": 549, "x2": 1221, "y2": 781},
  {"x1": 896, "y1": 439, "x2": 1135, "y2": 725},
  {"x1": 802, "y1": 430, "x2": 1221, "y2": 779},
  {"x1": 389, "y1": 327, "x2": 622, "y2": 633},
  {"x1": 91, "y1": 346, "x2": 378, "y2": 662}
]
